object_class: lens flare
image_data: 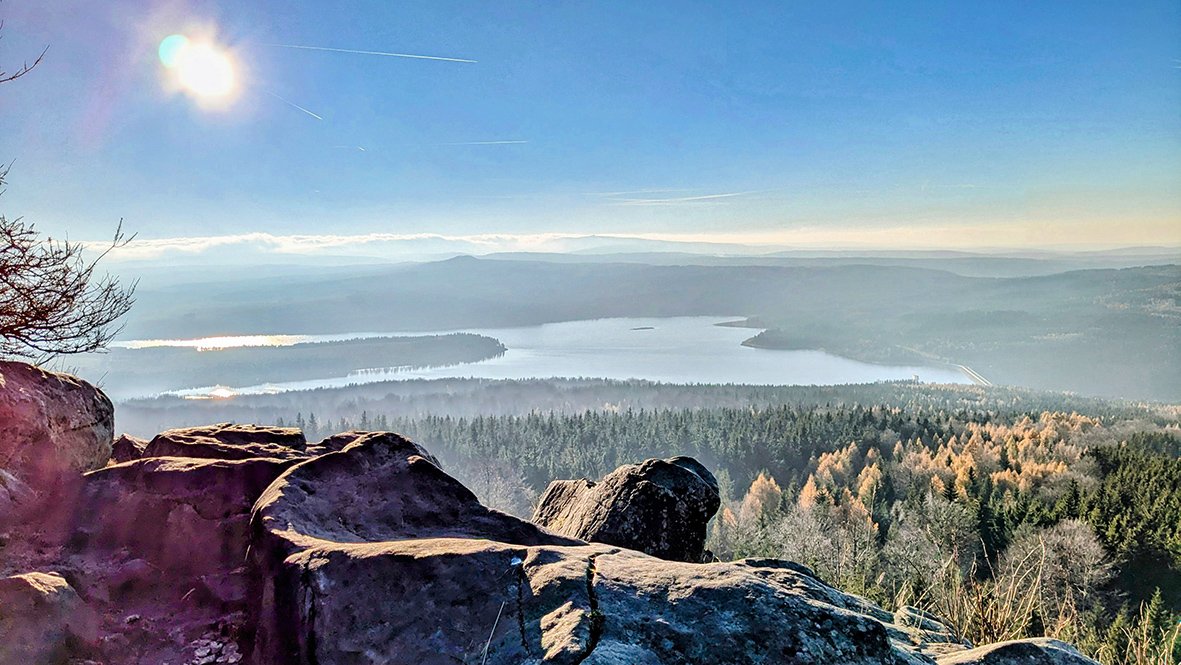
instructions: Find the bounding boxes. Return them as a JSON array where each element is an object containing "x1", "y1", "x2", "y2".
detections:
[{"x1": 158, "y1": 35, "x2": 189, "y2": 68}]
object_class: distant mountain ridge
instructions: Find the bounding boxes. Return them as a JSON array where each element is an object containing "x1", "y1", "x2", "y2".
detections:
[{"x1": 114, "y1": 257, "x2": 1180, "y2": 401}]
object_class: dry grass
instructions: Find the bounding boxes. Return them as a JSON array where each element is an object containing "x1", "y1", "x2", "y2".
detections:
[
  {"x1": 908, "y1": 546, "x2": 1180, "y2": 665},
  {"x1": 1094, "y1": 608, "x2": 1181, "y2": 665},
  {"x1": 917, "y1": 543, "x2": 1045, "y2": 646}
]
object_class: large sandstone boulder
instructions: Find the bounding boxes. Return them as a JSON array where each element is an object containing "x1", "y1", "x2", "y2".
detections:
[
  {"x1": 247, "y1": 436, "x2": 954, "y2": 665},
  {"x1": 3, "y1": 448, "x2": 297, "y2": 665},
  {"x1": 141, "y1": 423, "x2": 308, "y2": 461},
  {"x1": 249, "y1": 430, "x2": 571, "y2": 559},
  {"x1": 0, "y1": 571, "x2": 98, "y2": 664},
  {"x1": 936, "y1": 638, "x2": 1101, "y2": 665},
  {"x1": 0, "y1": 361, "x2": 113, "y2": 489},
  {"x1": 248, "y1": 430, "x2": 582, "y2": 663},
  {"x1": 531, "y1": 456, "x2": 720, "y2": 562}
]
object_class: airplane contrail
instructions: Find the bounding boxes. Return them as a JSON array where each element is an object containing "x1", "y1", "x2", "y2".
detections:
[
  {"x1": 263, "y1": 43, "x2": 476, "y2": 63},
  {"x1": 266, "y1": 91, "x2": 323, "y2": 120},
  {"x1": 436, "y1": 140, "x2": 528, "y2": 146}
]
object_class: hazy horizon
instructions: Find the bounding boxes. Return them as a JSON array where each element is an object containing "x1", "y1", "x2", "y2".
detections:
[{"x1": 86, "y1": 233, "x2": 1181, "y2": 272}]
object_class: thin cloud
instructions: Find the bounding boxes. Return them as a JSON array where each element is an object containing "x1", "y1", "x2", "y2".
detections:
[
  {"x1": 263, "y1": 43, "x2": 476, "y2": 64},
  {"x1": 612, "y1": 191, "x2": 756, "y2": 206},
  {"x1": 587, "y1": 188, "x2": 694, "y2": 197},
  {"x1": 921, "y1": 181, "x2": 983, "y2": 192},
  {"x1": 90, "y1": 232, "x2": 597, "y2": 260},
  {"x1": 331, "y1": 141, "x2": 526, "y2": 150}
]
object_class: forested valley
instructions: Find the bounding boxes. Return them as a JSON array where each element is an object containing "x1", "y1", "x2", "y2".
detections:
[{"x1": 262, "y1": 384, "x2": 1181, "y2": 663}]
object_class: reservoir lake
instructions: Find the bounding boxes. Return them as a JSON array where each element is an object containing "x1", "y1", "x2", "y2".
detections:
[{"x1": 117, "y1": 317, "x2": 970, "y2": 398}]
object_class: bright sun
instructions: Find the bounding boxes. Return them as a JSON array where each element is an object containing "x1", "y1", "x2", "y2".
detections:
[{"x1": 159, "y1": 35, "x2": 236, "y2": 100}]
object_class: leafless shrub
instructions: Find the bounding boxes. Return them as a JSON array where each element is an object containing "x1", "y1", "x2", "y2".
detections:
[
  {"x1": 998, "y1": 520, "x2": 1113, "y2": 639},
  {"x1": 919, "y1": 541, "x2": 1045, "y2": 645},
  {"x1": 457, "y1": 457, "x2": 538, "y2": 518},
  {"x1": 882, "y1": 493, "x2": 981, "y2": 603}
]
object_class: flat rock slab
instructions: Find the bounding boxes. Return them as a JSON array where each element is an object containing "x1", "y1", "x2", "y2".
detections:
[
  {"x1": 142, "y1": 424, "x2": 308, "y2": 461},
  {"x1": 258, "y1": 538, "x2": 942, "y2": 665}
]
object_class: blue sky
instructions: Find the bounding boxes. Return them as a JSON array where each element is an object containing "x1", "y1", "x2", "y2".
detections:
[{"x1": 0, "y1": 0, "x2": 1178, "y2": 255}]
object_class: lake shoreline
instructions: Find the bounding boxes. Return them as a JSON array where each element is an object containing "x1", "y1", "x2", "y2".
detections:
[{"x1": 101, "y1": 316, "x2": 968, "y2": 400}]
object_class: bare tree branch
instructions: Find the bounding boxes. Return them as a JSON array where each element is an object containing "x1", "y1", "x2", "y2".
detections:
[
  {"x1": 0, "y1": 166, "x2": 136, "y2": 361},
  {"x1": 0, "y1": 19, "x2": 48, "y2": 85}
]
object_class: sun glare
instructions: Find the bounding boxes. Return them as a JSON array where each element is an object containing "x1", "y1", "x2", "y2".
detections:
[{"x1": 159, "y1": 35, "x2": 237, "y2": 101}]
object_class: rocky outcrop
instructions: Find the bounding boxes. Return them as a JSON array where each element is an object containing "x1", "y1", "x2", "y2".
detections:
[
  {"x1": 259, "y1": 540, "x2": 933, "y2": 665},
  {"x1": 248, "y1": 438, "x2": 983, "y2": 665},
  {"x1": 0, "y1": 361, "x2": 113, "y2": 492},
  {"x1": 531, "y1": 456, "x2": 720, "y2": 562},
  {"x1": 2, "y1": 405, "x2": 1105, "y2": 665},
  {"x1": 248, "y1": 430, "x2": 582, "y2": 663},
  {"x1": 0, "y1": 453, "x2": 299, "y2": 665},
  {"x1": 110, "y1": 434, "x2": 148, "y2": 464},
  {"x1": 141, "y1": 424, "x2": 308, "y2": 461},
  {"x1": 0, "y1": 571, "x2": 98, "y2": 664},
  {"x1": 936, "y1": 638, "x2": 1099, "y2": 664}
]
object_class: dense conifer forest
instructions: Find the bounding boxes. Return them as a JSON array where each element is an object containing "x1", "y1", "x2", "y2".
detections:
[{"x1": 266, "y1": 383, "x2": 1180, "y2": 663}]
